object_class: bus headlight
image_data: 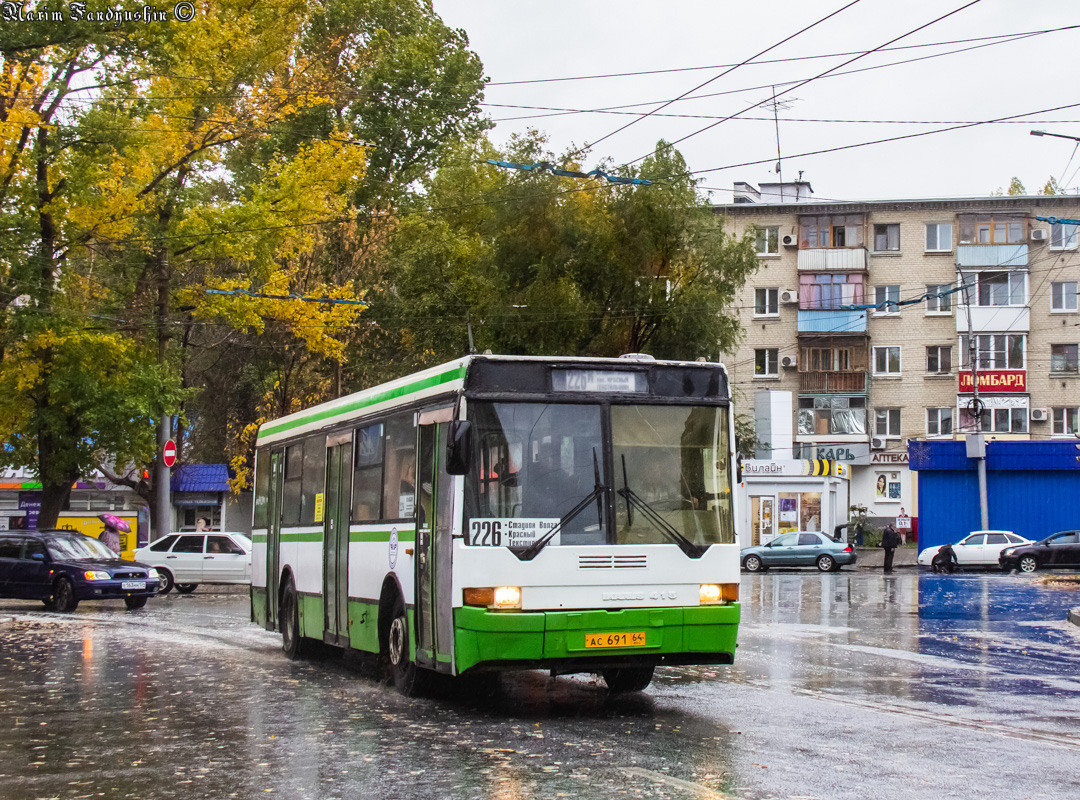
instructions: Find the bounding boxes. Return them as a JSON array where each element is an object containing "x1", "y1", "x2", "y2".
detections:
[
  {"x1": 463, "y1": 587, "x2": 522, "y2": 610},
  {"x1": 700, "y1": 583, "x2": 739, "y2": 604},
  {"x1": 84, "y1": 571, "x2": 111, "y2": 581}
]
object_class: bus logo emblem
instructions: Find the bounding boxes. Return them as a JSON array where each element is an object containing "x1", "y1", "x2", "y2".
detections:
[{"x1": 388, "y1": 528, "x2": 398, "y2": 569}]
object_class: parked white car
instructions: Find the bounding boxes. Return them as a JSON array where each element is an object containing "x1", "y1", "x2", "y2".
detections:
[
  {"x1": 917, "y1": 530, "x2": 1031, "y2": 569},
  {"x1": 133, "y1": 532, "x2": 252, "y2": 594}
]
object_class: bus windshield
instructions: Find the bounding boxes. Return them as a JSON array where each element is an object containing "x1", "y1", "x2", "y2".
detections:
[{"x1": 462, "y1": 401, "x2": 734, "y2": 549}]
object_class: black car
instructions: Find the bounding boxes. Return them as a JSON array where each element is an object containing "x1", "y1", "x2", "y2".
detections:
[
  {"x1": 998, "y1": 530, "x2": 1080, "y2": 573},
  {"x1": 0, "y1": 530, "x2": 161, "y2": 611}
]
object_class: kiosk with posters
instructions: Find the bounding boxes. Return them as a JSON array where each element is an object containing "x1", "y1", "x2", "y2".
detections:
[{"x1": 740, "y1": 459, "x2": 850, "y2": 547}]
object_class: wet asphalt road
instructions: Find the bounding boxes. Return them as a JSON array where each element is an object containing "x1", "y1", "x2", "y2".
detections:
[{"x1": 1, "y1": 571, "x2": 1078, "y2": 800}]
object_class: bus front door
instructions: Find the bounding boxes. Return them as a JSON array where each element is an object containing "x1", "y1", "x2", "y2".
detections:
[
  {"x1": 324, "y1": 433, "x2": 352, "y2": 647},
  {"x1": 415, "y1": 420, "x2": 455, "y2": 673},
  {"x1": 265, "y1": 449, "x2": 284, "y2": 631}
]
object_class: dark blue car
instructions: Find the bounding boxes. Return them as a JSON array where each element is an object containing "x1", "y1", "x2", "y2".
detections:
[{"x1": 0, "y1": 530, "x2": 161, "y2": 611}]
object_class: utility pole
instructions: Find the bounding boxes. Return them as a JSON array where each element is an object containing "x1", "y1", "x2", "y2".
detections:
[
  {"x1": 957, "y1": 262, "x2": 989, "y2": 530},
  {"x1": 155, "y1": 246, "x2": 172, "y2": 540}
]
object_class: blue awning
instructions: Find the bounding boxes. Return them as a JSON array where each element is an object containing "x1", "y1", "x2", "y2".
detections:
[{"x1": 171, "y1": 464, "x2": 231, "y2": 493}]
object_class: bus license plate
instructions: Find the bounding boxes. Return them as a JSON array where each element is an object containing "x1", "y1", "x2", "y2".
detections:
[
  {"x1": 584, "y1": 631, "x2": 646, "y2": 649},
  {"x1": 122, "y1": 581, "x2": 146, "y2": 590}
]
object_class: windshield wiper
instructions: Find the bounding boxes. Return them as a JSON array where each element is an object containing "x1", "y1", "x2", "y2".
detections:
[
  {"x1": 619, "y1": 454, "x2": 708, "y2": 559},
  {"x1": 514, "y1": 448, "x2": 608, "y2": 562}
]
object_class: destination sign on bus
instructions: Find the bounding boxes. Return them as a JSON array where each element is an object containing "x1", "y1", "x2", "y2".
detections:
[
  {"x1": 552, "y1": 369, "x2": 647, "y2": 393},
  {"x1": 467, "y1": 518, "x2": 561, "y2": 547}
]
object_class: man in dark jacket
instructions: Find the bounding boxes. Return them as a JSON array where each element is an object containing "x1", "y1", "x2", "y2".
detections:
[
  {"x1": 931, "y1": 542, "x2": 958, "y2": 573},
  {"x1": 881, "y1": 524, "x2": 901, "y2": 573}
]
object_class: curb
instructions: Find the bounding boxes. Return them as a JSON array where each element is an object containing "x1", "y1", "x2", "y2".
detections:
[{"x1": 1069, "y1": 607, "x2": 1080, "y2": 628}]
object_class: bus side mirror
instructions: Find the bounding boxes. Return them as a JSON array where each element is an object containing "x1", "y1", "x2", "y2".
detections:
[{"x1": 446, "y1": 420, "x2": 473, "y2": 475}]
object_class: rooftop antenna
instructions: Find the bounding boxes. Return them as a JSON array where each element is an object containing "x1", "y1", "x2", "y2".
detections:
[{"x1": 762, "y1": 86, "x2": 797, "y2": 201}]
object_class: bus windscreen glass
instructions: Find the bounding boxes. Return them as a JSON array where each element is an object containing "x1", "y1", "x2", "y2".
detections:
[{"x1": 462, "y1": 402, "x2": 734, "y2": 549}]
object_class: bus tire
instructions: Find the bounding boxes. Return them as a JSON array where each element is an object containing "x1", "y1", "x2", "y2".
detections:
[
  {"x1": 281, "y1": 579, "x2": 304, "y2": 660},
  {"x1": 602, "y1": 666, "x2": 654, "y2": 693},
  {"x1": 125, "y1": 595, "x2": 148, "y2": 610},
  {"x1": 386, "y1": 595, "x2": 421, "y2": 695}
]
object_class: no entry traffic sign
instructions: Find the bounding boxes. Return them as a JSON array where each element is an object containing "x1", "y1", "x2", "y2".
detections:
[{"x1": 163, "y1": 439, "x2": 177, "y2": 469}]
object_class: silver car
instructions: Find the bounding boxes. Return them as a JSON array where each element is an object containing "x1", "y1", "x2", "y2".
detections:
[
  {"x1": 741, "y1": 531, "x2": 858, "y2": 572},
  {"x1": 133, "y1": 532, "x2": 252, "y2": 594}
]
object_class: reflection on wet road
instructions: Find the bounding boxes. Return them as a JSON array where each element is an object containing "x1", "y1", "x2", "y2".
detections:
[{"x1": 1, "y1": 574, "x2": 1078, "y2": 800}]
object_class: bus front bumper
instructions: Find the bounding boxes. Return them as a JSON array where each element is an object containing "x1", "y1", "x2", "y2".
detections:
[{"x1": 453, "y1": 603, "x2": 740, "y2": 675}]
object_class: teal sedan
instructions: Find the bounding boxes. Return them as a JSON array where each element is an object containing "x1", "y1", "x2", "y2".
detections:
[{"x1": 741, "y1": 531, "x2": 858, "y2": 572}]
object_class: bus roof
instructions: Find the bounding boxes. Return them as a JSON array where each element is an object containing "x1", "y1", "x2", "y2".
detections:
[{"x1": 255, "y1": 354, "x2": 729, "y2": 447}]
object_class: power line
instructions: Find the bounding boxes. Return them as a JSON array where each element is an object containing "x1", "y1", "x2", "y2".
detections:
[
  {"x1": 484, "y1": 25, "x2": 1080, "y2": 86},
  {"x1": 624, "y1": 0, "x2": 986, "y2": 169},
  {"x1": 572, "y1": 0, "x2": 863, "y2": 159}
]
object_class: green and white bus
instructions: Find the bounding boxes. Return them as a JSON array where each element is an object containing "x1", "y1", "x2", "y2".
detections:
[{"x1": 251, "y1": 354, "x2": 741, "y2": 693}]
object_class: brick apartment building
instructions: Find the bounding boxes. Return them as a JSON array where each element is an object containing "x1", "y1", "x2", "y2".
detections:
[{"x1": 715, "y1": 181, "x2": 1080, "y2": 538}]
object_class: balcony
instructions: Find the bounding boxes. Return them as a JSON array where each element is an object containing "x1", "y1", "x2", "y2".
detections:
[
  {"x1": 956, "y1": 305, "x2": 1029, "y2": 333},
  {"x1": 957, "y1": 244, "x2": 1028, "y2": 268},
  {"x1": 797, "y1": 308, "x2": 867, "y2": 334},
  {"x1": 799, "y1": 370, "x2": 868, "y2": 394},
  {"x1": 797, "y1": 248, "x2": 869, "y2": 271}
]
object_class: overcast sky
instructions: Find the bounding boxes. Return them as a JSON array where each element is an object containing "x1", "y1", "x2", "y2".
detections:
[{"x1": 433, "y1": 0, "x2": 1080, "y2": 203}]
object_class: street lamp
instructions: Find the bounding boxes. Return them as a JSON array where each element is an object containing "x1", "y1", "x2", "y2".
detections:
[{"x1": 1030, "y1": 130, "x2": 1080, "y2": 143}]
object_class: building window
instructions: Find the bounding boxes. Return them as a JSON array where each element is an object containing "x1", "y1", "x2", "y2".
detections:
[
  {"x1": 957, "y1": 214, "x2": 1026, "y2": 244},
  {"x1": 874, "y1": 472, "x2": 902, "y2": 501},
  {"x1": 925, "y1": 222, "x2": 953, "y2": 252},
  {"x1": 874, "y1": 285, "x2": 900, "y2": 315},
  {"x1": 960, "y1": 334, "x2": 1025, "y2": 370},
  {"x1": 755, "y1": 226, "x2": 779, "y2": 255},
  {"x1": 1051, "y1": 344, "x2": 1079, "y2": 374},
  {"x1": 754, "y1": 287, "x2": 779, "y2": 316},
  {"x1": 797, "y1": 396, "x2": 866, "y2": 435},
  {"x1": 755, "y1": 348, "x2": 779, "y2": 376},
  {"x1": 799, "y1": 273, "x2": 864, "y2": 310},
  {"x1": 926, "y1": 408, "x2": 953, "y2": 436},
  {"x1": 958, "y1": 404, "x2": 1028, "y2": 434},
  {"x1": 873, "y1": 346, "x2": 901, "y2": 375},
  {"x1": 963, "y1": 271, "x2": 1026, "y2": 307},
  {"x1": 926, "y1": 345, "x2": 952, "y2": 374},
  {"x1": 873, "y1": 223, "x2": 900, "y2": 252},
  {"x1": 1052, "y1": 281, "x2": 1078, "y2": 312},
  {"x1": 926, "y1": 283, "x2": 952, "y2": 314},
  {"x1": 803, "y1": 346, "x2": 852, "y2": 372},
  {"x1": 799, "y1": 215, "x2": 864, "y2": 249},
  {"x1": 1053, "y1": 407, "x2": 1080, "y2": 435},
  {"x1": 1050, "y1": 222, "x2": 1079, "y2": 250},
  {"x1": 875, "y1": 408, "x2": 901, "y2": 437}
]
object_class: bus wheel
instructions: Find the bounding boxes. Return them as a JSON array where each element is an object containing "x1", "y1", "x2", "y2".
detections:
[
  {"x1": 281, "y1": 579, "x2": 304, "y2": 660},
  {"x1": 125, "y1": 595, "x2": 148, "y2": 610},
  {"x1": 386, "y1": 596, "x2": 421, "y2": 695},
  {"x1": 602, "y1": 666, "x2": 655, "y2": 693}
]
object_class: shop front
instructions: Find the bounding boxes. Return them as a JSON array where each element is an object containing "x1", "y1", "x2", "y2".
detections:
[{"x1": 740, "y1": 459, "x2": 850, "y2": 547}]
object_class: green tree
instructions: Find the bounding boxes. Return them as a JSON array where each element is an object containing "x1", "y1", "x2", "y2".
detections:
[
  {"x1": 353, "y1": 134, "x2": 759, "y2": 383},
  {"x1": 1007, "y1": 176, "x2": 1026, "y2": 196}
]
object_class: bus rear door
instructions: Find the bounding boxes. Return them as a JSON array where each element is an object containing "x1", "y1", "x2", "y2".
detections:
[{"x1": 323, "y1": 431, "x2": 352, "y2": 647}]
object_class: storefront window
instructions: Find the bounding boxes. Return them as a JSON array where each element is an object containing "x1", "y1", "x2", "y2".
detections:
[{"x1": 777, "y1": 491, "x2": 822, "y2": 533}]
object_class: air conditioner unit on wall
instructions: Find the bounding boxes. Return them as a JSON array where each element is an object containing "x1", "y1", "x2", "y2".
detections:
[
  {"x1": 780, "y1": 354, "x2": 797, "y2": 369},
  {"x1": 1030, "y1": 407, "x2": 1049, "y2": 421},
  {"x1": 781, "y1": 233, "x2": 798, "y2": 248},
  {"x1": 871, "y1": 437, "x2": 886, "y2": 450},
  {"x1": 1030, "y1": 228, "x2": 1048, "y2": 242},
  {"x1": 780, "y1": 289, "x2": 798, "y2": 304}
]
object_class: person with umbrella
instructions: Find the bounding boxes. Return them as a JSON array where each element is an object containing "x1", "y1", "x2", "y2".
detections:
[{"x1": 98, "y1": 513, "x2": 130, "y2": 556}]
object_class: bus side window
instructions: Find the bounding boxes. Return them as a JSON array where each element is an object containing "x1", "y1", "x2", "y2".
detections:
[
  {"x1": 352, "y1": 422, "x2": 384, "y2": 522},
  {"x1": 382, "y1": 413, "x2": 416, "y2": 521},
  {"x1": 282, "y1": 444, "x2": 303, "y2": 525}
]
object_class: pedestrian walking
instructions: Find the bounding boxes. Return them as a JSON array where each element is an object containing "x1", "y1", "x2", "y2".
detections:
[{"x1": 881, "y1": 523, "x2": 901, "y2": 573}]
